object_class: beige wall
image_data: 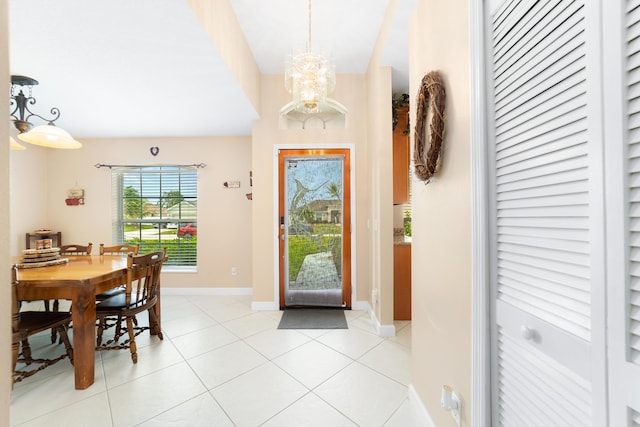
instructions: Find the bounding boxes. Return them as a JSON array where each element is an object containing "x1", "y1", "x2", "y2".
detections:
[
  {"x1": 365, "y1": 0, "x2": 398, "y2": 327},
  {"x1": 251, "y1": 73, "x2": 373, "y2": 308},
  {"x1": 1, "y1": 0, "x2": 11, "y2": 420},
  {"x1": 10, "y1": 144, "x2": 48, "y2": 255},
  {"x1": 365, "y1": 65, "x2": 395, "y2": 326},
  {"x1": 409, "y1": 0, "x2": 472, "y2": 425},
  {"x1": 10, "y1": 137, "x2": 253, "y2": 289}
]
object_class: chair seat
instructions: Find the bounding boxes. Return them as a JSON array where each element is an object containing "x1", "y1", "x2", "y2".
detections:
[
  {"x1": 19, "y1": 311, "x2": 73, "y2": 336},
  {"x1": 96, "y1": 293, "x2": 155, "y2": 312},
  {"x1": 96, "y1": 286, "x2": 125, "y2": 301}
]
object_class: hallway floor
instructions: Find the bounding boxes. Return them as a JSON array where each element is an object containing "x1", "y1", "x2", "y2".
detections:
[{"x1": 11, "y1": 295, "x2": 425, "y2": 426}]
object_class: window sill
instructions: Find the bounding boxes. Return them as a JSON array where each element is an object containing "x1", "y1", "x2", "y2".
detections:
[{"x1": 162, "y1": 266, "x2": 197, "y2": 273}]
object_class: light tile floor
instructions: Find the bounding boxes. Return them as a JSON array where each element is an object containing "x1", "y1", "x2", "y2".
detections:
[{"x1": 11, "y1": 295, "x2": 425, "y2": 426}]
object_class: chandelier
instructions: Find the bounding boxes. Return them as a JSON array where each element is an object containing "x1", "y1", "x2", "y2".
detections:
[
  {"x1": 9, "y1": 75, "x2": 81, "y2": 149},
  {"x1": 284, "y1": 0, "x2": 335, "y2": 114}
]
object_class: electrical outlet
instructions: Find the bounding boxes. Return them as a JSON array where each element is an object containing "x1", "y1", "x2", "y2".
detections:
[
  {"x1": 231, "y1": 267, "x2": 237, "y2": 276},
  {"x1": 441, "y1": 385, "x2": 461, "y2": 426}
]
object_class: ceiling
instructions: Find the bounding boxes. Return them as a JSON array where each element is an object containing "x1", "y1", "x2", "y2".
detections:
[{"x1": 8, "y1": 0, "x2": 415, "y2": 139}]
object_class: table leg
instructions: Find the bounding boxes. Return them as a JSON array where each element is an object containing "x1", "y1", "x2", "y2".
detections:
[{"x1": 71, "y1": 287, "x2": 96, "y2": 389}]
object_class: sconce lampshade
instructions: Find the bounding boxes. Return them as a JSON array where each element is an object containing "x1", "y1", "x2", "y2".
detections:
[
  {"x1": 10, "y1": 75, "x2": 81, "y2": 150},
  {"x1": 18, "y1": 125, "x2": 82, "y2": 149},
  {"x1": 10, "y1": 136, "x2": 26, "y2": 150}
]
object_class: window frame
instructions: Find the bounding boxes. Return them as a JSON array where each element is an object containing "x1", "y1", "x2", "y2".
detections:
[{"x1": 111, "y1": 165, "x2": 198, "y2": 269}]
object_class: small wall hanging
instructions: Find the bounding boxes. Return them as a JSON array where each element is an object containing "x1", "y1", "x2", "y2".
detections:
[
  {"x1": 414, "y1": 70, "x2": 446, "y2": 183},
  {"x1": 65, "y1": 188, "x2": 84, "y2": 205}
]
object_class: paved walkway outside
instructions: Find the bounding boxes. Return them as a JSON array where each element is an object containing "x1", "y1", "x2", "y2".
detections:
[{"x1": 290, "y1": 251, "x2": 341, "y2": 290}]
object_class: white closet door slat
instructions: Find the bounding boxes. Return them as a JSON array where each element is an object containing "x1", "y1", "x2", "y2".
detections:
[
  {"x1": 498, "y1": 257, "x2": 590, "y2": 293},
  {"x1": 497, "y1": 215, "x2": 589, "y2": 229}
]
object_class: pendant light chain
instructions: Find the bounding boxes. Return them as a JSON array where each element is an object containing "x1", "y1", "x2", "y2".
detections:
[{"x1": 307, "y1": 0, "x2": 312, "y2": 52}]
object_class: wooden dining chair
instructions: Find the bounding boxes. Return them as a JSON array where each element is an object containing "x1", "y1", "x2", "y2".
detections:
[
  {"x1": 12, "y1": 265, "x2": 74, "y2": 385},
  {"x1": 97, "y1": 243, "x2": 140, "y2": 300},
  {"x1": 96, "y1": 249, "x2": 166, "y2": 363},
  {"x1": 59, "y1": 243, "x2": 93, "y2": 256},
  {"x1": 96, "y1": 243, "x2": 141, "y2": 332}
]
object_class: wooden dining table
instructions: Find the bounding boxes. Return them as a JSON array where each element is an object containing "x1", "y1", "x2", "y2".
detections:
[{"x1": 14, "y1": 254, "x2": 137, "y2": 389}]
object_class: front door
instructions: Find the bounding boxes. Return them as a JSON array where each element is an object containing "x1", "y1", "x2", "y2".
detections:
[{"x1": 278, "y1": 149, "x2": 351, "y2": 308}]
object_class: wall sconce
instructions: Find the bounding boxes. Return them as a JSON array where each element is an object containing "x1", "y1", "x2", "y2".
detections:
[
  {"x1": 10, "y1": 136, "x2": 26, "y2": 151},
  {"x1": 9, "y1": 75, "x2": 81, "y2": 149},
  {"x1": 441, "y1": 385, "x2": 461, "y2": 426}
]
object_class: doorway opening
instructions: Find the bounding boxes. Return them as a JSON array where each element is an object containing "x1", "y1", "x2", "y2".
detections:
[{"x1": 278, "y1": 149, "x2": 352, "y2": 309}]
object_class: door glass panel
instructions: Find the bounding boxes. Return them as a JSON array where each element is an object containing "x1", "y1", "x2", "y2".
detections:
[{"x1": 284, "y1": 155, "x2": 344, "y2": 307}]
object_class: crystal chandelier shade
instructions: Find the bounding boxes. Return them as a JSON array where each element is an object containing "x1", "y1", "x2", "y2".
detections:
[{"x1": 284, "y1": 0, "x2": 335, "y2": 114}]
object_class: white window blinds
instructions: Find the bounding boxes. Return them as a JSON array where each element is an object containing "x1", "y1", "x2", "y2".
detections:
[{"x1": 111, "y1": 166, "x2": 198, "y2": 266}]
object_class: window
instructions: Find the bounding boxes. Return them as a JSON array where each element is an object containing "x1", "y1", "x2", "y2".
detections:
[{"x1": 111, "y1": 166, "x2": 197, "y2": 267}]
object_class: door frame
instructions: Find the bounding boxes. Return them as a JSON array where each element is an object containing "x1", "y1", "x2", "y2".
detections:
[
  {"x1": 469, "y1": 0, "x2": 491, "y2": 425},
  {"x1": 273, "y1": 144, "x2": 357, "y2": 309}
]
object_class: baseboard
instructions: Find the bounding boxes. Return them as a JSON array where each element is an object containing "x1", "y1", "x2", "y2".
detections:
[
  {"x1": 408, "y1": 384, "x2": 437, "y2": 427},
  {"x1": 365, "y1": 302, "x2": 396, "y2": 337},
  {"x1": 251, "y1": 300, "x2": 279, "y2": 310},
  {"x1": 161, "y1": 287, "x2": 252, "y2": 296}
]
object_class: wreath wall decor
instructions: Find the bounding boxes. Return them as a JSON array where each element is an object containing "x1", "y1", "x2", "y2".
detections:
[{"x1": 414, "y1": 70, "x2": 446, "y2": 183}]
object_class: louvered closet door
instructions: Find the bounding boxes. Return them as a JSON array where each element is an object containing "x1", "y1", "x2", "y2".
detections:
[
  {"x1": 605, "y1": 1, "x2": 640, "y2": 425},
  {"x1": 488, "y1": 0, "x2": 605, "y2": 425}
]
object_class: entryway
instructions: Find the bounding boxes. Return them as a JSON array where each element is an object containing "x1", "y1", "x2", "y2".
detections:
[{"x1": 277, "y1": 149, "x2": 352, "y2": 308}]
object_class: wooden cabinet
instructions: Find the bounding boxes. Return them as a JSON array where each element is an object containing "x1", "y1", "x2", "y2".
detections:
[
  {"x1": 26, "y1": 231, "x2": 62, "y2": 249},
  {"x1": 394, "y1": 244, "x2": 411, "y2": 320},
  {"x1": 393, "y1": 106, "x2": 410, "y2": 205}
]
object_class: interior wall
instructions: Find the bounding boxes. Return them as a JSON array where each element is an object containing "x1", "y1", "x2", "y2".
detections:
[
  {"x1": 251, "y1": 73, "x2": 371, "y2": 308},
  {"x1": 9, "y1": 145, "x2": 48, "y2": 256},
  {"x1": 364, "y1": 0, "x2": 399, "y2": 328},
  {"x1": 409, "y1": 0, "x2": 472, "y2": 425},
  {"x1": 10, "y1": 137, "x2": 253, "y2": 289},
  {"x1": 365, "y1": 65, "x2": 395, "y2": 327},
  {"x1": 1, "y1": 0, "x2": 11, "y2": 419}
]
